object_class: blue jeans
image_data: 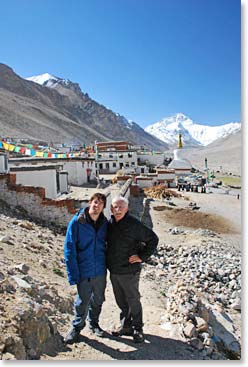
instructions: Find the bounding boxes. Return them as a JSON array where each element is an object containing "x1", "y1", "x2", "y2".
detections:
[{"x1": 72, "y1": 275, "x2": 106, "y2": 330}]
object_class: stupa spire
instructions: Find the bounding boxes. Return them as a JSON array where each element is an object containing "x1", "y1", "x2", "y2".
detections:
[{"x1": 178, "y1": 131, "x2": 183, "y2": 148}]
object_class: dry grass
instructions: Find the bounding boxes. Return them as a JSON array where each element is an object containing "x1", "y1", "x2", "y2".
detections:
[{"x1": 216, "y1": 176, "x2": 241, "y2": 186}]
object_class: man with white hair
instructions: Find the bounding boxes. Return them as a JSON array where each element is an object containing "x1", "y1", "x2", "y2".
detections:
[{"x1": 107, "y1": 196, "x2": 158, "y2": 343}]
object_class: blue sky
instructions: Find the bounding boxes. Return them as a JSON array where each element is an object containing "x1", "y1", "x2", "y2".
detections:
[{"x1": 1, "y1": 0, "x2": 241, "y2": 128}]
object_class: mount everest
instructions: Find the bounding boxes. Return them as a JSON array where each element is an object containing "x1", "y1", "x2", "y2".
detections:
[{"x1": 145, "y1": 113, "x2": 241, "y2": 147}]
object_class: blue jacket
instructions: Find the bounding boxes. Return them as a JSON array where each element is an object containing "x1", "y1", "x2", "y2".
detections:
[{"x1": 64, "y1": 207, "x2": 108, "y2": 285}]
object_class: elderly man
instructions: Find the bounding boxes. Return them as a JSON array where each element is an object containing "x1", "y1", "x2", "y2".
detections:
[
  {"x1": 107, "y1": 196, "x2": 158, "y2": 343},
  {"x1": 64, "y1": 193, "x2": 108, "y2": 344}
]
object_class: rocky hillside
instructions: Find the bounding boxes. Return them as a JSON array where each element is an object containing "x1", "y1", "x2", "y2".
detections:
[{"x1": 0, "y1": 63, "x2": 167, "y2": 150}]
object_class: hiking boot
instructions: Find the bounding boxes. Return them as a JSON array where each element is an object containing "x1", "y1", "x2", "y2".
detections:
[
  {"x1": 89, "y1": 324, "x2": 105, "y2": 337},
  {"x1": 112, "y1": 326, "x2": 134, "y2": 337},
  {"x1": 133, "y1": 329, "x2": 145, "y2": 343},
  {"x1": 64, "y1": 327, "x2": 81, "y2": 344}
]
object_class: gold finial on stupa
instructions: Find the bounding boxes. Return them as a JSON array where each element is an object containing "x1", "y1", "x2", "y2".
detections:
[{"x1": 178, "y1": 131, "x2": 183, "y2": 148}]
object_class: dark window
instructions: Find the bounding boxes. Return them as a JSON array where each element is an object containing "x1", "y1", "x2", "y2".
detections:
[
  {"x1": 56, "y1": 172, "x2": 60, "y2": 192},
  {"x1": 4, "y1": 156, "x2": 8, "y2": 171}
]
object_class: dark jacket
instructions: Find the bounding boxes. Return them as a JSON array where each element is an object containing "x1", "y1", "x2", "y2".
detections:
[
  {"x1": 107, "y1": 212, "x2": 158, "y2": 274},
  {"x1": 64, "y1": 207, "x2": 108, "y2": 285}
]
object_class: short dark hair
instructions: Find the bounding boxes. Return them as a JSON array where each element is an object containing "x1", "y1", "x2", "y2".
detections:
[{"x1": 89, "y1": 192, "x2": 107, "y2": 208}]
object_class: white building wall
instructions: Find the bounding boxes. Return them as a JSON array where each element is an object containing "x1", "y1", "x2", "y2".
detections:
[
  {"x1": 97, "y1": 151, "x2": 138, "y2": 172},
  {"x1": 137, "y1": 153, "x2": 164, "y2": 166},
  {"x1": 136, "y1": 178, "x2": 154, "y2": 188},
  {"x1": 174, "y1": 169, "x2": 192, "y2": 176},
  {"x1": 14, "y1": 169, "x2": 58, "y2": 199},
  {"x1": 135, "y1": 166, "x2": 149, "y2": 174},
  {"x1": 97, "y1": 160, "x2": 118, "y2": 173},
  {"x1": 157, "y1": 172, "x2": 175, "y2": 180},
  {"x1": 62, "y1": 161, "x2": 96, "y2": 185},
  {"x1": 63, "y1": 161, "x2": 85, "y2": 185},
  {"x1": 118, "y1": 152, "x2": 137, "y2": 168}
]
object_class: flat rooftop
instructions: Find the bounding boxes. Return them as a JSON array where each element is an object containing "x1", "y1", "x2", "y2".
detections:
[{"x1": 57, "y1": 186, "x2": 107, "y2": 201}]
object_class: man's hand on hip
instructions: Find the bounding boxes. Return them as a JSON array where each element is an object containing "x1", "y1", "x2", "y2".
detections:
[{"x1": 129, "y1": 255, "x2": 142, "y2": 264}]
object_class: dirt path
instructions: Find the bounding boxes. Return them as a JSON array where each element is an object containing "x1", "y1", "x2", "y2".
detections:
[
  {"x1": 148, "y1": 190, "x2": 241, "y2": 250},
  {"x1": 42, "y1": 274, "x2": 203, "y2": 360},
  {"x1": 181, "y1": 191, "x2": 241, "y2": 233}
]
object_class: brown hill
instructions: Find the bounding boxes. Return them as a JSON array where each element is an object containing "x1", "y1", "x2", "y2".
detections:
[
  {"x1": 0, "y1": 63, "x2": 167, "y2": 150},
  {"x1": 181, "y1": 130, "x2": 241, "y2": 176}
]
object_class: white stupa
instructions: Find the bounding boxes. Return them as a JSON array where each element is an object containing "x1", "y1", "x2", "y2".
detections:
[{"x1": 168, "y1": 132, "x2": 192, "y2": 174}]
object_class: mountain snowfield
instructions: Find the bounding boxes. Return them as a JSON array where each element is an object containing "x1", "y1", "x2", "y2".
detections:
[
  {"x1": 26, "y1": 75, "x2": 240, "y2": 147},
  {"x1": 26, "y1": 73, "x2": 71, "y2": 88},
  {"x1": 145, "y1": 113, "x2": 241, "y2": 146}
]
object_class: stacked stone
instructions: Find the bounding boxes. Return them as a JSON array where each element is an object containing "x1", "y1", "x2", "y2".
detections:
[
  {"x1": 146, "y1": 239, "x2": 241, "y2": 311},
  {"x1": 161, "y1": 280, "x2": 217, "y2": 356},
  {"x1": 144, "y1": 234, "x2": 241, "y2": 359},
  {"x1": 160, "y1": 280, "x2": 240, "y2": 359}
]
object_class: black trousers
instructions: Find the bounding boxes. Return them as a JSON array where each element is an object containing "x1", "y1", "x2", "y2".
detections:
[{"x1": 110, "y1": 272, "x2": 143, "y2": 330}]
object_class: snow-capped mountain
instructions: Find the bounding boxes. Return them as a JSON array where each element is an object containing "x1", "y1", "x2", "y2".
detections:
[
  {"x1": 26, "y1": 73, "x2": 82, "y2": 93},
  {"x1": 145, "y1": 113, "x2": 241, "y2": 146},
  {"x1": 26, "y1": 73, "x2": 68, "y2": 87}
]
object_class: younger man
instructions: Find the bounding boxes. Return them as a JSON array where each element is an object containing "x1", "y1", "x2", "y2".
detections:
[{"x1": 64, "y1": 193, "x2": 107, "y2": 344}]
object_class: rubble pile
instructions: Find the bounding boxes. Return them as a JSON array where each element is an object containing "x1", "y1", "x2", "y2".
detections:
[
  {"x1": 0, "y1": 213, "x2": 73, "y2": 360},
  {"x1": 143, "y1": 234, "x2": 241, "y2": 359},
  {"x1": 160, "y1": 281, "x2": 240, "y2": 359},
  {"x1": 0, "y1": 267, "x2": 73, "y2": 359}
]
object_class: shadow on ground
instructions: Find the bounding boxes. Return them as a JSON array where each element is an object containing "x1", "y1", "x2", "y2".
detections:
[{"x1": 47, "y1": 332, "x2": 204, "y2": 360}]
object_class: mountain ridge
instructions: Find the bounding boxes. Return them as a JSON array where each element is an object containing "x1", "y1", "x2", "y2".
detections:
[
  {"x1": 0, "y1": 63, "x2": 167, "y2": 150},
  {"x1": 145, "y1": 113, "x2": 241, "y2": 147}
]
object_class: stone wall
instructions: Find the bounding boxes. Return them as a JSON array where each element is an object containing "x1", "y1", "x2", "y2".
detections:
[
  {"x1": 0, "y1": 173, "x2": 79, "y2": 228},
  {"x1": 104, "y1": 178, "x2": 132, "y2": 219}
]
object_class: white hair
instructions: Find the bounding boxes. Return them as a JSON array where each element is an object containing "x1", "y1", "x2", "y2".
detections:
[{"x1": 111, "y1": 196, "x2": 129, "y2": 207}]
